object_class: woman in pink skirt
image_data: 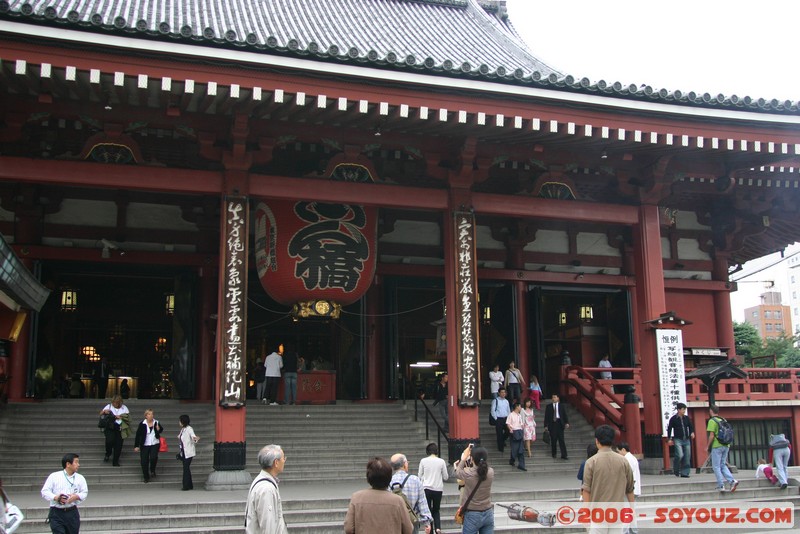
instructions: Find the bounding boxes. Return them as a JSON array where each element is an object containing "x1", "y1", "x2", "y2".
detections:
[{"x1": 522, "y1": 398, "x2": 537, "y2": 457}]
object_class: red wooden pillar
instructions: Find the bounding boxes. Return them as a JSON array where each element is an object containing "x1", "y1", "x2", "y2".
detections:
[
  {"x1": 508, "y1": 241, "x2": 530, "y2": 387},
  {"x1": 444, "y1": 188, "x2": 480, "y2": 460},
  {"x1": 8, "y1": 188, "x2": 41, "y2": 400},
  {"x1": 365, "y1": 281, "x2": 384, "y2": 400},
  {"x1": 7, "y1": 290, "x2": 31, "y2": 400},
  {"x1": 195, "y1": 266, "x2": 217, "y2": 401},
  {"x1": 690, "y1": 406, "x2": 709, "y2": 467},
  {"x1": 712, "y1": 254, "x2": 736, "y2": 361},
  {"x1": 207, "y1": 164, "x2": 252, "y2": 489},
  {"x1": 632, "y1": 205, "x2": 667, "y2": 435}
]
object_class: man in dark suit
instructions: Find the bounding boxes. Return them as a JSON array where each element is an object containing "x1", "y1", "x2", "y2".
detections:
[{"x1": 544, "y1": 393, "x2": 570, "y2": 459}]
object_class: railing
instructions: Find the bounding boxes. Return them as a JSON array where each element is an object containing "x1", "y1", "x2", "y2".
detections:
[
  {"x1": 685, "y1": 367, "x2": 800, "y2": 402},
  {"x1": 561, "y1": 365, "x2": 642, "y2": 430},
  {"x1": 414, "y1": 396, "x2": 449, "y2": 459}
]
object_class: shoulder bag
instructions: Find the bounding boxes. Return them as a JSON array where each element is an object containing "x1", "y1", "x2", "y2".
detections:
[
  {"x1": 454, "y1": 477, "x2": 483, "y2": 525},
  {"x1": 2, "y1": 486, "x2": 24, "y2": 534}
]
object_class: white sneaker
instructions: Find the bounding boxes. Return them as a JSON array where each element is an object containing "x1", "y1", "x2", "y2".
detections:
[
  {"x1": 270, "y1": 402, "x2": 278, "y2": 406},
  {"x1": 262, "y1": 398, "x2": 267, "y2": 404}
]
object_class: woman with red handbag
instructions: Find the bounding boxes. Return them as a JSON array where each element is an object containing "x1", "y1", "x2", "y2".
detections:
[
  {"x1": 454, "y1": 445, "x2": 495, "y2": 533},
  {"x1": 133, "y1": 409, "x2": 164, "y2": 483}
]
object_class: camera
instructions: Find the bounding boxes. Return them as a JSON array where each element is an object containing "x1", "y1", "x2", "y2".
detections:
[{"x1": 59, "y1": 494, "x2": 68, "y2": 505}]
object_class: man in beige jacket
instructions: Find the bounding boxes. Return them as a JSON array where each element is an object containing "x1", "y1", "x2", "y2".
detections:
[{"x1": 245, "y1": 444, "x2": 289, "y2": 534}]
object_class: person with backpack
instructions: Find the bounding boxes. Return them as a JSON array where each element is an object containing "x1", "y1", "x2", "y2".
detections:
[
  {"x1": 389, "y1": 453, "x2": 433, "y2": 533},
  {"x1": 245, "y1": 444, "x2": 288, "y2": 534},
  {"x1": 706, "y1": 404, "x2": 738, "y2": 492},
  {"x1": 768, "y1": 433, "x2": 791, "y2": 490}
]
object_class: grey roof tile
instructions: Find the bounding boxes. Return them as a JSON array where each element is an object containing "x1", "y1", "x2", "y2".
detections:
[{"x1": 0, "y1": 0, "x2": 796, "y2": 114}]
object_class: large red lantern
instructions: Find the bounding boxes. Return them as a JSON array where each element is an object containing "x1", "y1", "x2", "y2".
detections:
[{"x1": 254, "y1": 200, "x2": 377, "y2": 318}]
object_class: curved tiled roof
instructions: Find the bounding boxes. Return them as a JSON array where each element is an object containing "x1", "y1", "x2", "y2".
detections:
[
  {"x1": 0, "y1": 0, "x2": 798, "y2": 114},
  {"x1": 0, "y1": 0, "x2": 560, "y2": 77}
]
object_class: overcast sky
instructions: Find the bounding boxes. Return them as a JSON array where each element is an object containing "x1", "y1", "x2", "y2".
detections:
[{"x1": 505, "y1": 1, "x2": 799, "y2": 101}]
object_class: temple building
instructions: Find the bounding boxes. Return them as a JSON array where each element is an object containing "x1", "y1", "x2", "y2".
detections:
[{"x1": 1, "y1": 0, "x2": 799, "y2": 478}]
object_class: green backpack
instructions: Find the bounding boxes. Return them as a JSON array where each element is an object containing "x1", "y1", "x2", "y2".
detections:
[{"x1": 390, "y1": 474, "x2": 419, "y2": 525}]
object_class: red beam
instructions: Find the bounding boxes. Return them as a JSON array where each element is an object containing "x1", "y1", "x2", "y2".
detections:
[
  {"x1": 664, "y1": 279, "x2": 731, "y2": 292},
  {"x1": 478, "y1": 268, "x2": 635, "y2": 286},
  {"x1": 250, "y1": 175, "x2": 448, "y2": 210},
  {"x1": 12, "y1": 245, "x2": 214, "y2": 266},
  {"x1": 472, "y1": 192, "x2": 639, "y2": 224},
  {"x1": 0, "y1": 157, "x2": 221, "y2": 194}
]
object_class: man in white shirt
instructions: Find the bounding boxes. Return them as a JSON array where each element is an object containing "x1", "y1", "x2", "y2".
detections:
[
  {"x1": 616, "y1": 441, "x2": 641, "y2": 534},
  {"x1": 245, "y1": 444, "x2": 289, "y2": 534},
  {"x1": 264, "y1": 347, "x2": 283, "y2": 405},
  {"x1": 488, "y1": 364, "x2": 503, "y2": 399},
  {"x1": 491, "y1": 388, "x2": 511, "y2": 452},
  {"x1": 41, "y1": 453, "x2": 88, "y2": 534},
  {"x1": 598, "y1": 354, "x2": 613, "y2": 380},
  {"x1": 507, "y1": 402, "x2": 526, "y2": 471}
]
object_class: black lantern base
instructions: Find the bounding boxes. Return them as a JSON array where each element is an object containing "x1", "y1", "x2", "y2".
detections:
[
  {"x1": 213, "y1": 440, "x2": 246, "y2": 470},
  {"x1": 206, "y1": 440, "x2": 251, "y2": 491}
]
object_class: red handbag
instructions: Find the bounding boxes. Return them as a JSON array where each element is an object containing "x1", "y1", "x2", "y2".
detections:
[{"x1": 159, "y1": 437, "x2": 168, "y2": 452}]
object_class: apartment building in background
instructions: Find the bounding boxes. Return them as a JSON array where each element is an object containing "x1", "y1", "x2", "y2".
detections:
[
  {"x1": 789, "y1": 255, "x2": 800, "y2": 334},
  {"x1": 744, "y1": 292, "x2": 794, "y2": 342}
]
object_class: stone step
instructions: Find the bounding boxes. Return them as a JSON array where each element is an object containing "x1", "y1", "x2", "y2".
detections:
[{"x1": 14, "y1": 482, "x2": 798, "y2": 534}]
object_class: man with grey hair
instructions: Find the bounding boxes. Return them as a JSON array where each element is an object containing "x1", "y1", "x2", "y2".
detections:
[
  {"x1": 245, "y1": 444, "x2": 288, "y2": 534},
  {"x1": 390, "y1": 453, "x2": 433, "y2": 533}
]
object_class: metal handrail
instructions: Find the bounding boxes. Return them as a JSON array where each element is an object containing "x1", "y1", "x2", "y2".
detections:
[{"x1": 414, "y1": 395, "x2": 450, "y2": 458}]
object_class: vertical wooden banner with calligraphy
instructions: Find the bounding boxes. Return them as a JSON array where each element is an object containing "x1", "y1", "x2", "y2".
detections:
[
  {"x1": 453, "y1": 211, "x2": 480, "y2": 406},
  {"x1": 656, "y1": 329, "x2": 687, "y2": 436},
  {"x1": 219, "y1": 197, "x2": 248, "y2": 407}
]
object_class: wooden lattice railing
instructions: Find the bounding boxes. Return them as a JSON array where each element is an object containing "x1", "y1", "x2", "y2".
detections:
[
  {"x1": 684, "y1": 367, "x2": 800, "y2": 402},
  {"x1": 560, "y1": 365, "x2": 642, "y2": 430}
]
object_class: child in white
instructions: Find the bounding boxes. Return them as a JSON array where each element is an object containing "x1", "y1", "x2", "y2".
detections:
[{"x1": 755, "y1": 458, "x2": 778, "y2": 485}]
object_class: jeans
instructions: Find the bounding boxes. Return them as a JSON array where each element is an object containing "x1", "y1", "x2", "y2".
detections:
[
  {"x1": 510, "y1": 432, "x2": 525, "y2": 469},
  {"x1": 710, "y1": 446, "x2": 735, "y2": 488},
  {"x1": 284, "y1": 372, "x2": 298, "y2": 404},
  {"x1": 495, "y1": 417, "x2": 508, "y2": 451},
  {"x1": 507, "y1": 384, "x2": 522, "y2": 404},
  {"x1": 462, "y1": 508, "x2": 494, "y2": 534},
  {"x1": 255, "y1": 380, "x2": 266, "y2": 400},
  {"x1": 672, "y1": 438, "x2": 691, "y2": 476},
  {"x1": 437, "y1": 401, "x2": 449, "y2": 432},
  {"x1": 774, "y1": 446, "x2": 790, "y2": 485}
]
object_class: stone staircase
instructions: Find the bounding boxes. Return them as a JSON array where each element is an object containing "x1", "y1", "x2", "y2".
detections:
[
  {"x1": 0, "y1": 399, "x2": 216, "y2": 492},
  {"x1": 244, "y1": 401, "x2": 431, "y2": 482},
  {"x1": 475, "y1": 402, "x2": 595, "y2": 475},
  {"x1": 4, "y1": 399, "x2": 799, "y2": 533},
  {"x1": 11, "y1": 476, "x2": 800, "y2": 533}
]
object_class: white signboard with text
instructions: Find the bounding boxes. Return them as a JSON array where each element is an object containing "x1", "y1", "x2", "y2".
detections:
[{"x1": 656, "y1": 328, "x2": 687, "y2": 436}]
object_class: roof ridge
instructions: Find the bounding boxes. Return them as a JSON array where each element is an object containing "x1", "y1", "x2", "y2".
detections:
[{"x1": 464, "y1": 0, "x2": 562, "y2": 77}]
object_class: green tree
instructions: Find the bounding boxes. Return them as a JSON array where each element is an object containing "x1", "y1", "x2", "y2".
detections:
[
  {"x1": 768, "y1": 333, "x2": 800, "y2": 368},
  {"x1": 733, "y1": 321, "x2": 761, "y2": 365}
]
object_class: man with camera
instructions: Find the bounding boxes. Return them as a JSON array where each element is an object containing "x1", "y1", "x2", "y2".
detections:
[{"x1": 40, "y1": 453, "x2": 88, "y2": 534}]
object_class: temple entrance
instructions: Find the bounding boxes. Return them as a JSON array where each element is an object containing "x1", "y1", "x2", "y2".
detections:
[
  {"x1": 530, "y1": 286, "x2": 633, "y2": 396},
  {"x1": 246, "y1": 271, "x2": 367, "y2": 401},
  {"x1": 35, "y1": 262, "x2": 192, "y2": 400}
]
